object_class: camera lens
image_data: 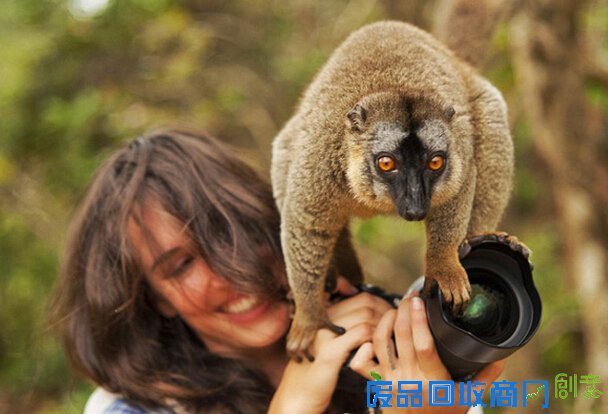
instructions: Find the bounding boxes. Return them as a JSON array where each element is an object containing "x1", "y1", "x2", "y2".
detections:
[
  {"x1": 442, "y1": 270, "x2": 519, "y2": 345},
  {"x1": 404, "y1": 237, "x2": 541, "y2": 380},
  {"x1": 458, "y1": 284, "x2": 501, "y2": 334}
]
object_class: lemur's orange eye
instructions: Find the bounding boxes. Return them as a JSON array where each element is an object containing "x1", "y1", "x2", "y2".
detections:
[
  {"x1": 427, "y1": 155, "x2": 445, "y2": 171},
  {"x1": 377, "y1": 156, "x2": 396, "y2": 172}
]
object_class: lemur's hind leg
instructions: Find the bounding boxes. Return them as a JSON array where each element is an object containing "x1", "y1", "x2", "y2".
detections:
[
  {"x1": 467, "y1": 76, "x2": 513, "y2": 236},
  {"x1": 461, "y1": 80, "x2": 528, "y2": 261}
]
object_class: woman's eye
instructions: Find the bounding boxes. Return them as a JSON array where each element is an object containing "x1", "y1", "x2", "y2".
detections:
[{"x1": 170, "y1": 255, "x2": 195, "y2": 276}]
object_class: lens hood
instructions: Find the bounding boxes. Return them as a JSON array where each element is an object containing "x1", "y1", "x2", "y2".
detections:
[{"x1": 420, "y1": 237, "x2": 542, "y2": 380}]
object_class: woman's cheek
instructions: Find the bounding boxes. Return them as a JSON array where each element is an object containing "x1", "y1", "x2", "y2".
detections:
[{"x1": 174, "y1": 268, "x2": 214, "y2": 305}]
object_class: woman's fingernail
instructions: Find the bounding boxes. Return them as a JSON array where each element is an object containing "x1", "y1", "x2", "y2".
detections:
[{"x1": 412, "y1": 297, "x2": 424, "y2": 311}]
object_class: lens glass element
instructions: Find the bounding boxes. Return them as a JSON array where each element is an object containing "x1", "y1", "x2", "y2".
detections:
[
  {"x1": 443, "y1": 271, "x2": 519, "y2": 345},
  {"x1": 458, "y1": 284, "x2": 502, "y2": 335}
]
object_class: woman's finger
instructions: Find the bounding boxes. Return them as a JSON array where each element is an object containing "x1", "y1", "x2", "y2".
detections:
[
  {"x1": 373, "y1": 309, "x2": 398, "y2": 370},
  {"x1": 393, "y1": 297, "x2": 416, "y2": 366},
  {"x1": 328, "y1": 292, "x2": 394, "y2": 320},
  {"x1": 330, "y1": 306, "x2": 385, "y2": 331},
  {"x1": 313, "y1": 327, "x2": 340, "y2": 356},
  {"x1": 472, "y1": 359, "x2": 507, "y2": 384},
  {"x1": 317, "y1": 322, "x2": 375, "y2": 366},
  {"x1": 335, "y1": 276, "x2": 358, "y2": 296},
  {"x1": 324, "y1": 276, "x2": 357, "y2": 307},
  {"x1": 410, "y1": 296, "x2": 449, "y2": 378},
  {"x1": 349, "y1": 342, "x2": 379, "y2": 380}
]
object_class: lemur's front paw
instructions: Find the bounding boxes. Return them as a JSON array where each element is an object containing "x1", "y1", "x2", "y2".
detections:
[
  {"x1": 287, "y1": 313, "x2": 345, "y2": 362},
  {"x1": 424, "y1": 264, "x2": 471, "y2": 315},
  {"x1": 463, "y1": 232, "x2": 531, "y2": 260}
]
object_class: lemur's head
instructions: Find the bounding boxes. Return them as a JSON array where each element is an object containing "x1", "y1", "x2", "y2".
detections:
[{"x1": 344, "y1": 91, "x2": 461, "y2": 220}]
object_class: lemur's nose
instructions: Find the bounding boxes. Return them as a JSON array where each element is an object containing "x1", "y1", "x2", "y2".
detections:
[{"x1": 404, "y1": 207, "x2": 427, "y2": 221}]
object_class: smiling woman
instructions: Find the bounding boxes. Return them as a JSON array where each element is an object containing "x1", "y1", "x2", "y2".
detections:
[
  {"x1": 51, "y1": 130, "x2": 295, "y2": 412},
  {"x1": 50, "y1": 130, "x2": 393, "y2": 414}
]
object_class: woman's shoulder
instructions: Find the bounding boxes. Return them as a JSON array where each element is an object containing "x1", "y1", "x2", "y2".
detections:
[
  {"x1": 84, "y1": 388, "x2": 125, "y2": 414},
  {"x1": 84, "y1": 387, "x2": 177, "y2": 414}
]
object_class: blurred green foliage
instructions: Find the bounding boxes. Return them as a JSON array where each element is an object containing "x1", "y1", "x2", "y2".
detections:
[{"x1": 0, "y1": 0, "x2": 606, "y2": 413}]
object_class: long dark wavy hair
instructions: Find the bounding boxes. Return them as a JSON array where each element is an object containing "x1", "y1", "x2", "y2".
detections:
[
  {"x1": 51, "y1": 129, "x2": 285, "y2": 412},
  {"x1": 52, "y1": 129, "x2": 367, "y2": 413}
]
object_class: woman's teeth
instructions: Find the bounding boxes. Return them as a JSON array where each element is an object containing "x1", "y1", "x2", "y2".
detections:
[{"x1": 222, "y1": 296, "x2": 261, "y2": 314}]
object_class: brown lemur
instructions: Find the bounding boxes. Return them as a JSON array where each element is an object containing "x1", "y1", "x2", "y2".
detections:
[{"x1": 271, "y1": 21, "x2": 513, "y2": 360}]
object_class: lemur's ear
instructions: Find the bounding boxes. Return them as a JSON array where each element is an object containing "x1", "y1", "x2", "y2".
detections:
[
  {"x1": 346, "y1": 103, "x2": 367, "y2": 132},
  {"x1": 444, "y1": 105, "x2": 455, "y2": 121}
]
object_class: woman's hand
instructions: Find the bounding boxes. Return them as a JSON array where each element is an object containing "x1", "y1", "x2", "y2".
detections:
[
  {"x1": 349, "y1": 292, "x2": 506, "y2": 414},
  {"x1": 269, "y1": 277, "x2": 394, "y2": 414}
]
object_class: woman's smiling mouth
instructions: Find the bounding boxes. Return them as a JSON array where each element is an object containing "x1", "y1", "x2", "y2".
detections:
[{"x1": 221, "y1": 295, "x2": 262, "y2": 314}]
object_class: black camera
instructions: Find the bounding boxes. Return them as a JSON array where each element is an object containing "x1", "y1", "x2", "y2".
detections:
[{"x1": 336, "y1": 234, "x2": 542, "y2": 389}]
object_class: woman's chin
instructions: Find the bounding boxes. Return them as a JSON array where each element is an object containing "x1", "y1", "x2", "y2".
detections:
[{"x1": 238, "y1": 302, "x2": 291, "y2": 348}]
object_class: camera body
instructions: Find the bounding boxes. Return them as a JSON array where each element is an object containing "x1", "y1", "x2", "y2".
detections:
[{"x1": 336, "y1": 235, "x2": 542, "y2": 390}]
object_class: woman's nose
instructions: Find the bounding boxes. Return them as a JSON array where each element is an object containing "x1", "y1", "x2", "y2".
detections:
[{"x1": 207, "y1": 271, "x2": 231, "y2": 289}]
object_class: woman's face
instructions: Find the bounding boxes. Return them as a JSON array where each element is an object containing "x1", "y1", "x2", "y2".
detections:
[{"x1": 129, "y1": 201, "x2": 291, "y2": 358}]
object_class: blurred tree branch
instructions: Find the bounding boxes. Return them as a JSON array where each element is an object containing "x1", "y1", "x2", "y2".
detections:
[
  {"x1": 380, "y1": 0, "x2": 437, "y2": 29},
  {"x1": 587, "y1": 61, "x2": 608, "y2": 90},
  {"x1": 511, "y1": 1, "x2": 608, "y2": 413}
]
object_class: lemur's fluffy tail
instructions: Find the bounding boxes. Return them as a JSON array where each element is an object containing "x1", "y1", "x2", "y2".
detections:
[{"x1": 433, "y1": 0, "x2": 509, "y2": 69}]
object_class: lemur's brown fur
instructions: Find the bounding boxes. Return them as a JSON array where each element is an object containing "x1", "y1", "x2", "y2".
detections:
[{"x1": 272, "y1": 21, "x2": 513, "y2": 360}]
